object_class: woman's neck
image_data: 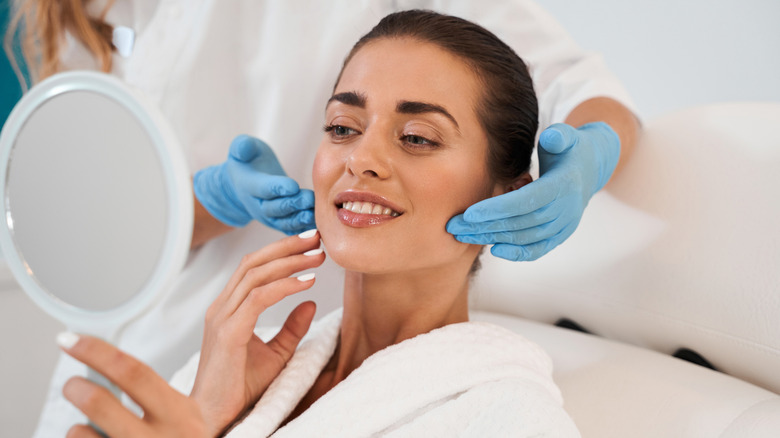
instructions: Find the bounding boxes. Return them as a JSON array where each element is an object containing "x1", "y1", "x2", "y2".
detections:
[
  {"x1": 282, "y1": 254, "x2": 478, "y2": 426},
  {"x1": 332, "y1": 262, "x2": 472, "y2": 381}
]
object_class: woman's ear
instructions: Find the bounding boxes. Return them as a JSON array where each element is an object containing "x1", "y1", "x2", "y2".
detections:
[{"x1": 504, "y1": 173, "x2": 533, "y2": 194}]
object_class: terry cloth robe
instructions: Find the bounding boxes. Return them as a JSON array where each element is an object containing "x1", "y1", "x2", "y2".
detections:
[{"x1": 170, "y1": 309, "x2": 580, "y2": 437}]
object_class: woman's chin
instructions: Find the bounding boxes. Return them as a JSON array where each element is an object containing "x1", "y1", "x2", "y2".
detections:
[{"x1": 323, "y1": 245, "x2": 393, "y2": 274}]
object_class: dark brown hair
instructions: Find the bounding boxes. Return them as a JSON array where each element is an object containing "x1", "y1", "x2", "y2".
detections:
[{"x1": 337, "y1": 9, "x2": 538, "y2": 185}]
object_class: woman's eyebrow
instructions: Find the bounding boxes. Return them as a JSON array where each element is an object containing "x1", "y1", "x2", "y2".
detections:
[
  {"x1": 327, "y1": 91, "x2": 367, "y2": 108},
  {"x1": 396, "y1": 100, "x2": 460, "y2": 130}
]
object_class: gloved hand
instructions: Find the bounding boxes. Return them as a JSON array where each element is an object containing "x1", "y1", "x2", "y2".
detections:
[
  {"x1": 193, "y1": 135, "x2": 315, "y2": 235},
  {"x1": 446, "y1": 122, "x2": 620, "y2": 261}
]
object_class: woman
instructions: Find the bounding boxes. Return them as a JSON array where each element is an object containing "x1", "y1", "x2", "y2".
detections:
[
  {"x1": 8, "y1": 2, "x2": 637, "y2": 435},
  {"x1": 58, "y1": 10, "x2": 581, "y2": 437}
]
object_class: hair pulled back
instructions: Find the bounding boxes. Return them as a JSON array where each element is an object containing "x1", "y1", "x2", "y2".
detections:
[{"x1": 339, "y1": 9, "x2": 538, "y2": 184}]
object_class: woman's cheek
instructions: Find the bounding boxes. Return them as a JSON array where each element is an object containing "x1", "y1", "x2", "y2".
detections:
[{"x1": 312, "y1": 145, "x2": 339, "y2": 193}]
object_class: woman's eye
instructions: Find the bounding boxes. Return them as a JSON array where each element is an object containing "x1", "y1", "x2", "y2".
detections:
[
  {"x1": 324, "y1": 124, "x2": 358, "y2": 138},
  {"x1": 334, "y1": 126, "x2": 355, "y2": 136},
  {"x1": 402, "y1": 134, "x2": 438, "y2": 149}
]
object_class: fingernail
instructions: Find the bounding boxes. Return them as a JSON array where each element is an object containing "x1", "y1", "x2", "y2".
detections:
[
  {"x1": 298, "y1": 229, "x2": 317, "y2": 239},
  {"x1": 303, "y1": 248, "x2": 323, "y2": 256},
  {"x1": 56, "y1": 332, "x2": 79, "y2": 349},
  {"x1": 297, "y1": 273, "x2": 316, "y2": 282}
]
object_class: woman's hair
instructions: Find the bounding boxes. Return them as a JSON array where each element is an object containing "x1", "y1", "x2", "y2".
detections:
[
  {"x1": 4, "y1": 0, "x2": 115, "y2": 88},
  {"x1": 337, "y1": 9, "x2": 539, "y2": 185}
]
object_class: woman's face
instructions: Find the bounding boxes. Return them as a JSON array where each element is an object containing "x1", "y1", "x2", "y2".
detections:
[{"x1": 313, "y1": 37, "x2": 502, "y2": 274}]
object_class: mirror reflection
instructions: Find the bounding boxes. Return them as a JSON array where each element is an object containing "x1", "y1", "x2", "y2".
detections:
[{"x1": 5, "y1": 90, "x2": 168, "y2": 311}]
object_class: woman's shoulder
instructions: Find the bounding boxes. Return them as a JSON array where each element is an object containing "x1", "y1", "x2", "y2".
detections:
[
  {"x1": 424, "y1": 319, "x2": 556, "y2": 372},
  {"x1": 377, "y1": 374, "x2": 580, "y2": 438}
]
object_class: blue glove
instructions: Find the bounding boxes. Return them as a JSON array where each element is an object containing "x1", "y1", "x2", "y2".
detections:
[
  {"x1": 193, "y1": 134, "x2": 315, "y2": 235},
  {"x1": 446, "y1": 122, "x2": 620, "y2": 261}
]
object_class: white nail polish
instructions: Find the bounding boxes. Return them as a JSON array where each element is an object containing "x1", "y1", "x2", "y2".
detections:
[
  {"x1": 56, "y1": 332, "x2": 79, "y2": 349},
  {"x1": 297, "y1": 273, "x2": 316, "y2": 282},
  {"x1": 304, "y1": 248, "x2": 323, "y2": 256},
  {"x1": 298, "y1": 229, "x2": 317, "y2": 239}
]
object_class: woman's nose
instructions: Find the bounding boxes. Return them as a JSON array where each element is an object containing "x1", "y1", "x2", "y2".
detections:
[{"x1": 346, "y1": 131, "x2": 391, "y2": 179}]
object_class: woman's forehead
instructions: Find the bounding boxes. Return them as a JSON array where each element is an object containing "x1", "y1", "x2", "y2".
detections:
[{"x1": 333, "y1": 38, "x2": 482, "y2": 119}]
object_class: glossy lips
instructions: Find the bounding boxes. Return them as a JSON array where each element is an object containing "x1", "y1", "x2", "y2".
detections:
[{"x1": 335, "y1": 191, "x2": 403, "y2": 227}]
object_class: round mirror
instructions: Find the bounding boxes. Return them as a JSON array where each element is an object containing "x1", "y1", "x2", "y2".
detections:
[{"x1": 0, "y1": 71, "x2": 192, "y2": 335}]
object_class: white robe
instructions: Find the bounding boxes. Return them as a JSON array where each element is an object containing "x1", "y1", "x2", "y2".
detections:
[{"x1": 171, "y1": 310, "x2": 581, "y2": 437}]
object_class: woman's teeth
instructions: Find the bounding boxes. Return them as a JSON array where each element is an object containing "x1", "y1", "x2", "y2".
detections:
[{"x1": 341, "y1": 201, "x2": 400, "y2": 217}]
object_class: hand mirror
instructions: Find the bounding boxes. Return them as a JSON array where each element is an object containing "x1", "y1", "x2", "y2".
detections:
[{"x1": 0, "y1": 70, "x2": 192, "y2": 341}]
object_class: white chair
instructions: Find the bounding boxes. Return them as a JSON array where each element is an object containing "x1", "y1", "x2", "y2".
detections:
[{"x1": 471, "y1": 102, "x2": 780, "y2": 437}]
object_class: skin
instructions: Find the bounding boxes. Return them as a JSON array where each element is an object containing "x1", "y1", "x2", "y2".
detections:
[
  {"x1": 190, "y1": 193, "x2": 232, "y2": 249},
  {"x1": 564, "y1": 96, "x2": 639, "y2": 183},
  {"x1": 62, "y1": 232, "x2": 326, "y2": 437}
]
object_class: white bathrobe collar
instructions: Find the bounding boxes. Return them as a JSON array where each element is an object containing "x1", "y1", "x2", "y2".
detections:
[{"x1": 226, "y1": 309, "x2": 562, "y2": 437}]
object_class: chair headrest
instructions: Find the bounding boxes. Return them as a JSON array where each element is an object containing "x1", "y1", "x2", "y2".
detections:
[{"x1": 472, "y1": 102, "x2": 780, "y2": 393}]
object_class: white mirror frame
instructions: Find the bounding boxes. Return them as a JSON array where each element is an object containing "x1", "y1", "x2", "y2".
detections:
[{"x1": 0, "y1": 71, "x2": 192, "y2": 335}]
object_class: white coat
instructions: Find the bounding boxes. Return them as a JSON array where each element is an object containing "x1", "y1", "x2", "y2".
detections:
[{"x1": 34, "y1": 1, "x2": 634, "y2": 435}]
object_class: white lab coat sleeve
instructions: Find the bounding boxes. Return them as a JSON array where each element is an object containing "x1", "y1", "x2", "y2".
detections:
[
  {"x1": 394, "y1": 0, "x2": 638, "y2": 129},
  {"x1": 168, "y1": 350, "x2": 201, "y2": 396}
]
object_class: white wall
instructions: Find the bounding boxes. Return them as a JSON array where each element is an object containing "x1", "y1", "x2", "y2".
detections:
[
  {"x1": 2, "y1": 1, "x2": 778, "y2": 436},
  {"x1": 536, "y1": 0, "x2": 780, "y2": 119}
]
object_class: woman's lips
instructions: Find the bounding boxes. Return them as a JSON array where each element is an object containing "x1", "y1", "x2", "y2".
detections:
[
  {"x1": 338, "y1": 207, "x2": 400, "y2": 227},
  {"x1": 334, "y1": 191, "x2": 404, "y2": 228}
]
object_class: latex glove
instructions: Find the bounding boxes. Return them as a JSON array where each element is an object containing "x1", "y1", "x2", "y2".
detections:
[
  {"x1": 446, "y1": 122, "x2": 620, "y2": 261},
  {"x1": 193, "y1": 135, "x2": 315, "y2": 235}
]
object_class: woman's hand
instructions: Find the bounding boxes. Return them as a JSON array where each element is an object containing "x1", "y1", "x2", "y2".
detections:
[
  {"x1": 190, "y1": 230, "x2": 326, "y2": 435},
  {"x1": 60, "y1": 231, "x2": 324, "y2": 437},
  {"x1": 58, "y1": 333, "x2": 210, "y2": 437}
]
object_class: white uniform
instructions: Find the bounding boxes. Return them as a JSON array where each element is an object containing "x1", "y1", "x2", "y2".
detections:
[{"x1": 34, "y1": 1, "x2": 634, "y2": 435}]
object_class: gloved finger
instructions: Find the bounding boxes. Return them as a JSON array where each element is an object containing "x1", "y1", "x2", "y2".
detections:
[
  {"x1": 490, "y1": 220, "x2": 579, "y2": 261},
  {"x1": 241, "y1": 172, "x2": 301, "y2": 199},
  {"x1": 263, "y1": 209, "x2": 316, "y2": 236},
  {"x1": 447, "y1": 202, "x2": 562, "y2": 235},
  {"x1": 462, "y1": 176, "x2": 560, "y2": 222},
  {"x1": 490, "y1": 239, "x2": 558, "y2": 262},
  {"x1": 228, "y1": 134, "x2": 264, "y2": 162},
  {"x1": 453, "y1": 216, "x2": 568, "y2": 246},
  {"x1": 256, "y1": 190, "x2": 315, "y2": 219},
  {"x1": 538, "y1": 123, "x2": 579, "y2": 155},
  {"x1": 489, "y1": 243, "x2": 531, "y2": 262},
  {"x1": 229, "y1": 135, "x2": 288, "y2": 178}
]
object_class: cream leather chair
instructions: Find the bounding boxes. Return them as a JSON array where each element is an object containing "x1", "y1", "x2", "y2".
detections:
[{"x1": 471, "y1": 102, "x2": 780, "y2": 437}]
